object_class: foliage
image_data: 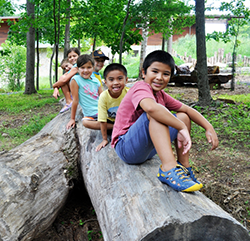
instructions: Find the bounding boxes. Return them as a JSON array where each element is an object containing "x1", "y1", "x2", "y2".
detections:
[
  {"x1": 0, "y1": 41, "x2": 26, "y2": 91},
  {"x1": 0, "y1": 0, "x2": 15, "y2": 16}
]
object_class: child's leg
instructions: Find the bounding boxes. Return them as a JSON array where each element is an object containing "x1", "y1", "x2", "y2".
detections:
[
  {"x1": 82, "y1": 119, "x2": 113, "y2": 130},
  {"x1": 115, "y1": 112, "x2": 177, "y2": 165},
  {"x1": 175, "y1": 112, "x2": 191, "y2": 167},
  {"x1": 61, "y1": 83, "x2": 72, "y2": 105},
  {"x1": 147, "y1": 115, "x2": 177, "y2": 172}
]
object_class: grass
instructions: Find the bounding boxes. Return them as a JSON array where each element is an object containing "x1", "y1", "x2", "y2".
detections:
[{"x1": 0, "y1": 89, "x2": 61, "y2": 150}]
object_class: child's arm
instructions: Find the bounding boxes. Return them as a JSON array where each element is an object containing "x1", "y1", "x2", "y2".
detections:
[
  {"x1": 66, "y1": 79, "x2": 79, "y2": 129},
  {"x1": 95, "y1": 122, "x2": 109, "y2": 151},
  {"x1": 98, "y1": 86, "x2": 103, "y2": 96},
  {"x1": 177, "y1": 103, "x2": 219, "y2": 150},
  {"x1": 53, "y1": 67, "x2": 78, "y2": 89},
  {"x1": 140, "y1": 98, "x2": 191, "y2": 154}
]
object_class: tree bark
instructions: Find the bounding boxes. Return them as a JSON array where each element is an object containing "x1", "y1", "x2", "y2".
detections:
[
  {"x1": 24, "y1": 0, "x2": 36, "y2": 94},
  {"x1": 77, "y1": 126, "x2": 250, "y2": 241},
  {"x1": 195, "y1": 0, "x2": 212, "y2": 106},
  {"x1": 0, "y1": 109, "x2": 81, "y2": 241},
  {"x1": 63, "y1": 0, "x2": 71, "y2": 59},
  {"x1": 139, "y1": 24, "x2": 148, "y2": 79}
]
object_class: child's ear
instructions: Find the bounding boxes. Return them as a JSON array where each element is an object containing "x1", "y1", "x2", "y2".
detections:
[
  {"x1": 125, "y1": 77, "x2": 128, "y2": 83},
  {"x1": 142, "y1": 69, "x2": 146, "y2": 79}
]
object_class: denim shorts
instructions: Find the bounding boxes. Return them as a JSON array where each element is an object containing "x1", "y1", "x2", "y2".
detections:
[{"x1": 115, "y1": 112, "x2": 178, "y2": 164}]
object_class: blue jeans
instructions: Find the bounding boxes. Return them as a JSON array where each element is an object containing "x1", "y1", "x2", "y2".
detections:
[{"x1": 115, "y1": 112, "x2": 178, "y2": 164}]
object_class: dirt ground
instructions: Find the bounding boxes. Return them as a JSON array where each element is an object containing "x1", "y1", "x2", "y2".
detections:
[{"x1": 2, "y1": 76, "x2": 250, "y2": 240}]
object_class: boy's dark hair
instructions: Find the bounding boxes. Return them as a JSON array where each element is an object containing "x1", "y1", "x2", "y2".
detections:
[
  {"x1": 103, "y1": 63, "x2": 127, "y2": 80},
  {"x1": 66, "y1": 47, "x2": 80, "y2": 57},
  {"x1": 143, "y1": 50, "x2": 175, "y2": 77},
  {"x1": 77, "y1": 54, "x2": 95, "y2": 68}
]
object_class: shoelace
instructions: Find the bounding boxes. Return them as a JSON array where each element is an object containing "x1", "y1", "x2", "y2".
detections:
[{"x1": 175, "y1": 165, "x2": 192, "y2": 182}]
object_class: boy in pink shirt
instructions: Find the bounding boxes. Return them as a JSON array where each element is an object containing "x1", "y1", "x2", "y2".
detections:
[{"x1": 111, "y1": 50, "x2": 219, "y2": 192}]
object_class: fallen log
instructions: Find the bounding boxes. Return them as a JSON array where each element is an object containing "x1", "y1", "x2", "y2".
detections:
[
  {"x1": 0, "y1": 108, "x2": 81, "y2": 241},
  {"x1": 77, "y1": 126, "x2": 250, "y2": 241},
  {"x1": 1, "y1": 106, "x2": 250, "y2": 241}
]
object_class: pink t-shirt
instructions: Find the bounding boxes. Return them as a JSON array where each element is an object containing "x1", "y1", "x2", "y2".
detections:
[{"x1": 111, "y1": 81, "x2": 182, "y2": 147}]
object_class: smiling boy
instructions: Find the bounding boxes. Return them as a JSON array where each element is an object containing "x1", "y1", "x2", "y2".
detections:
[
  {"x1": 96, "y1": 63, "x2": 129, "y2": 151},
  {"x1": 111, "y1": 50, "x2": 219, "y2": 192}
]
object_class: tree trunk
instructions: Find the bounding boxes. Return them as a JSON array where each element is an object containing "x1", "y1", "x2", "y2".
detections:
[
  {"x1": 0, "y1": 109, "x2": 81, "y2": 241},
  {"x1": 167, "y1": 35, "x2": 173, "y2": 55},
  {"x1": 195, "y1": 0, "x2": 212, "y2": 106},
  {"x1": 139, "y1": 24, "x2": 148, "y2": 79},
  {"x1": 77, "y1": 127, "x2": 250, "y2": 241},
  {"x1": 119, "y1": 0, "x2": 132, "y2": 64},
  {"x1": 49, "y1": 45, "x2": 56, "y2": 87},
  {"x1": 63, "y1": 0, "x2": 71, "y2": 59},
  {"x1": 36, "y1": 29, "x2": 39, "y2": 91},
  {"x1": 24, "y1": 0, "x2": 36, "y2": 94}
]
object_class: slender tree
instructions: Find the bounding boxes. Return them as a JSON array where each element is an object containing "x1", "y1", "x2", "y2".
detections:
[
  {"x1": 195, "y1": 0, "x2": 213, "y2": 106},
  {"x1": 24, "y1": 0, "x2": 36, "y2": 94},
  {"x1": 64, "y1": 0, "x2": 71, "y2": 58}
]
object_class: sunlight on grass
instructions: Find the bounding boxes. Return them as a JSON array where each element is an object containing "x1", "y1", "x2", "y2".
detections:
[
  {"x1": 0, "y1": 90, "x2": 61, "y2": 151},
  {"x1": 216, "y1": 93, "x2": 250, "y2": 104}
]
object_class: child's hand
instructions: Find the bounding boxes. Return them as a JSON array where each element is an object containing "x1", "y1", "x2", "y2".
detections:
[
  {"x1": 206, "y1": 129, "x2": 219, "y2": 150},
  {"x1": 53, "y1": 88, "x2": 60, "y2": 99},
  {"x1": 177, "y1": 129, "x2": 192, "y2": 155},
  {"x1": 95, "y1": 140, "x2": 109, "y2": 152},
  {"x1": 66, "y1": 119, "x2": 75, "y2": 129}
]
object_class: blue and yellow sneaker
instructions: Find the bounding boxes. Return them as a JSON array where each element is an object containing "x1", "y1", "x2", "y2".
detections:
[
  {"x1": 157, "y1": 165, "x2": 202, "y2": 192},
  {"x1": 177, "y1": 161, "x2": 203, "y2": 188}
]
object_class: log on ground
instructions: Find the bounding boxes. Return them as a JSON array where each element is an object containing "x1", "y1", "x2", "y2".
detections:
[
  {"x1": 77, "y1": 126, "x2": 250, "y2": 241},
  {"x1": 0, "y1": 109, "x2": 81, "y2": 241}
]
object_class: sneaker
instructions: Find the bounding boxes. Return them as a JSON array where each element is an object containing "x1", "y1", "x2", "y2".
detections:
[
  {"x1": 157, "y1": 165, "x2": 201, "y2": 192},
  {"x1": 60, "y1": 102, "x2": 72, "y2": 113},
  {"x1": 177, "y1": 161, "x2": 203, "y2": 188}
]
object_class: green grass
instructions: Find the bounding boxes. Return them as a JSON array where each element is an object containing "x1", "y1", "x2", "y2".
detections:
[
  {"x1": 0, "y1": 90, "x2": 60, "y2": 113},
  {"x1": 191, "y1": 102, "x2": 250, "y2": 150},
  {"x1": 0, "y1": 90, "x2": 61, "y2": 150},
  {"x1": 216, "y1": 93, "x2": 250, "y2": 105}
]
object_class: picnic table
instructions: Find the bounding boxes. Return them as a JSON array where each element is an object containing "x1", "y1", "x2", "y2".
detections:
[{"x1": 170, "y1": 65, "x2": 233, "y2": 89}]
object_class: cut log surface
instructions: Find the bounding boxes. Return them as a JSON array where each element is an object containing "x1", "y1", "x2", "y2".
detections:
[
  {"x1": 77, "y1": 126, "x2": 250, "y2": 241},
  {"x1": 0, "y1": 109, "x2": 81, "y2": 241}
]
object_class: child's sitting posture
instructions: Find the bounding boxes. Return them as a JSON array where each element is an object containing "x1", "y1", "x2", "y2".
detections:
[
  {"x1": 111, "y1": 50, "x2": 219, "y2": 193},
  {"x1": 96, "y1": 63, "x2": 129, "y2": 151},
  {"x1": 66, "y1": 55, "x2": 113, "y2": 131},
  {"x1": 53, "y1": 48, "x2": 80, "y2": 113}
]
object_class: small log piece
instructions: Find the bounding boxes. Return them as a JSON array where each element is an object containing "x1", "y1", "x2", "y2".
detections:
[{"x1": 78, "y1": 126, "x2": 250, "y2": 241}]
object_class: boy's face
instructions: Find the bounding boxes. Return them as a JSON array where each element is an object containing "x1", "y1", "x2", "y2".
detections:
[
  {"x1": 61, "y1": 62, "x2": 73, "y2": 72},
  {"x1": 68, "y1": 51, "x2": 79, "y2": 65},
  {"x1": 105, "y1": 70, "x2": 128, "y2": 98},
  {"x1": 78, "y1": 61, "x2": 94, "y2": 79},
  {"x1": 142, "y1": 62, "x2": 171, "y2": 94},
  {"x1": 94, "y1": 57, "x2": 105, "y2": 72}
]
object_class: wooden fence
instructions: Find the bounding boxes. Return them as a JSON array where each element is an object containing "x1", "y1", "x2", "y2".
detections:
[{"x1": 172, "y1": 48, "x2": 250, "y2": 67}]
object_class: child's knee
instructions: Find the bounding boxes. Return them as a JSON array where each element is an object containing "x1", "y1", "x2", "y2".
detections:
[{"x1": 177, "y1": 112, "x2": 191, "y2": 129}]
